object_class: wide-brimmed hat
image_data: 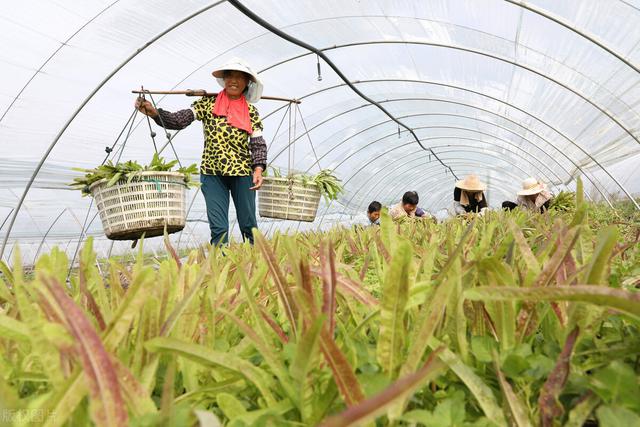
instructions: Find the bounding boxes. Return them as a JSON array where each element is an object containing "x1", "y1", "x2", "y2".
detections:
[
  {"x1": 212, "y1": 58, "x2": 263, "y2": 103},
  {"x1": 517, "y1": 177, "x2": 546, "y2": 196},
  {"x1": 455, "y1": 175, "x2": 486, "y2": 192}
]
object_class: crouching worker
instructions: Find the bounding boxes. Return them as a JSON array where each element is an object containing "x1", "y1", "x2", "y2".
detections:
[
  {"x1": 453, "y1": 175, "x2": 488, "y2": 215},
  {"x1": 389, "y1": 191, "x2": 419, "y2": 220},
  {"x1": 502, "y1": 177, "x2": 552, "y2": 213},
  {"x1": 367, "y1": 201, "x2": 382, "y2": 226}
]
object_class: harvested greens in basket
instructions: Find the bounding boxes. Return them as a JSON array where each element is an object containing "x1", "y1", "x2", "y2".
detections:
[
  {"x1": 70, "y1": 153, "x2": 199, "y2": 196},
  {"x1": 265, "y1": 167, "x2": 344, "y2": 202}
]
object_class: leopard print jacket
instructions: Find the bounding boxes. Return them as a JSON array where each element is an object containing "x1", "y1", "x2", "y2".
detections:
[{"x1": 153, "y1": 95, "x2": 267, "y2": 176}]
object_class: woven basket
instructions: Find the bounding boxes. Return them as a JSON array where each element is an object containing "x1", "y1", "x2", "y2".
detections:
[
  {"x1": 258, "y1": 176, "x2": 321, "y2": 222},
  {"x1": 89, "y1": 171, "x2": 187, "y2": 240}
]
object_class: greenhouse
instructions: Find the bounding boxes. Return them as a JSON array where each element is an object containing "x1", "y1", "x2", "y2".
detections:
[{"x1": 1, "y1": 1, "x2": 639, "y2": 426}]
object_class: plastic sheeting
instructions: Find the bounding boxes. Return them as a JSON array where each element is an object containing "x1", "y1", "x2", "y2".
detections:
[{"x1": 1, "y1": 0, "x2": 639, "y2": 264}]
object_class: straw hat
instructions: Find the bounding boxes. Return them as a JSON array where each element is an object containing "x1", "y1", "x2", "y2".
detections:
[
  {"x1": 455, "y1": 175, "x2": 486, "y2": 192},
  {"x1": 517, "y1": 177, "x2": 546, "y2": 196},
  {"x1": 212, "y1": 58, "x2": 263, "y2": 103}
]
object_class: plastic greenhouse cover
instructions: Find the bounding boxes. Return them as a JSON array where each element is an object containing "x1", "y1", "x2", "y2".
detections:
[{"x1": 1, "y1": 0, "x2": 639, "y2": 264}]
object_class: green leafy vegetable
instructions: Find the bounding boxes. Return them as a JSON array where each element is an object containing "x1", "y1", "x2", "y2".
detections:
[{"x1": 69, "y1": 153, "x2": 199, "y2": 196}]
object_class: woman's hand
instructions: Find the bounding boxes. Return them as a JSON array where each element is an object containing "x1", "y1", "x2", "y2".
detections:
[
  {"x1": 134, "y1": 97, "x2": 159, "y2": 117},
  {"x1": 250, "y1": 167, "x2": 264, "y2": 190}
]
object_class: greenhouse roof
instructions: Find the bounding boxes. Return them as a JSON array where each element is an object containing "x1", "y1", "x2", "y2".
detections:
[{"x1": 1, "y1": 0, "x2": 640, "y2": 262}]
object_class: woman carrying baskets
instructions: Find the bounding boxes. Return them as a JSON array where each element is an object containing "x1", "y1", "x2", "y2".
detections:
[{"x1": 135, "y1": 58, "x2": 267, "y2": 246}]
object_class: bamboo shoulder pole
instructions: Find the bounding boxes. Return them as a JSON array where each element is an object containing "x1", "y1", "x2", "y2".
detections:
[{"x1": 132, "y1": 89, "x2": 300, "y2": 104}]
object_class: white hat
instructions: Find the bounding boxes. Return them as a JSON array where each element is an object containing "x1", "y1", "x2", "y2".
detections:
[
  {"x1": 517, "y1": 177, "x2": 546, "y2": 196},
  {"x1": 212, "y1": 58, "x2": 263, "y2": 103},
  {"x1": 455, "y1": 175, "x2": 486, "y2": 191}
]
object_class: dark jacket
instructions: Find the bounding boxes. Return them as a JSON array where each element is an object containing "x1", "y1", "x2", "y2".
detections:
[
  {"x1": 501, "y1": 199, "x2": 550, "y2": 213},
  {"x1": 454, "y1": 187, "x2": 488, "y2": 213}
]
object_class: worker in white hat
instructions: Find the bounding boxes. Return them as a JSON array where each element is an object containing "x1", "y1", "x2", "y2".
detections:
[
  {"x1": 135, "y1": 58, "x2": 266, "y2": 246},
  {"x1": 453, "y1": 175, "x2": 488, "y2": 215},
  {"x1": 211, "y1": 58, "x2": 264, "y2": 103},
  {"x1": 502, "y1": 177, "x2": 553, "y2": 213}
]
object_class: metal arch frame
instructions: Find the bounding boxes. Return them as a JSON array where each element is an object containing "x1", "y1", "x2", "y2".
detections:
[
  {"x1": 264, "y1": 96, "x2": 619, "y2": 206},
  {"x1": 256, "y1": 40, "x2": 640, "y2": 146},
  {"x1": 261, "y1": 78, "x2": 593, "y2": 150},
  {"x1": 361, "y1": 156, "x2": 552, "y2": 213},
  {"x1": 503, "y1": 0, "x2": 640, "y2": 75},
  {"x1": 316, "y1": 142, "x2": 566, "y2": 227},
  {"x1": 376, "y1": 157, "x2": 546, "y2": 213},
  {"x1": 322, "y1": 164, "x2": 516, "y2": 225},
  {"x1": 260, "y1": 79, "x2": 637, "y2": 209},
  {"x1": 318, "y1": 135, "x2": 602, "y2": 225},
  {"x1": 91, "y1": 4, "x2": 637, "y2": 244},
  {"x1": 269, "y1": 99, "x2": 557, "y2": 168},
  {"x1": 0, "y1": 1, "x2": 228, "y2": 260},
  {"x1": 330, "y1": 167, "x2": 507, "y2": 226},
  {"x1": 8, "y1": 4, "x2": 633, "y2": 134},
  {"x1": 3, "y1": 2, "x2": 638, "y2": 260},
  {"x1": 32, "y1": 208, "x2": 68, "y2": 264},
  {"x1": 133, "y1": 9, "x2": 640, "y2": 158},
  {"x1": 227, "y1": 0, "x2": 457, "y2": 177},
  {"x1": 272, "y1": 107, "x2": 612, "y2": 205},
  {"x1": 324, "y1": 134, "x2": 565, "y2": 196},
  {"x1": 0, "y1": 209, "x2": 14, "y2": 232},
  {"x1": 318, "y1": 150, "x2": 554, "y2": 226},
  {"x1": 6, "y1": 188, "x2": 46, "y2": 243},
  {"x1": 356, "y1": 165, "x2": 521, "y2": 221},
  {"x1": 347, "y1": 146, "x2": 563, "y2": 212},
  {"x1": 380, "y1": 154, "x2": 569, "y2": 212},
  {"x1": 139, "y1": 8, "x2": 639, "y2": 126},
  {"x1": 319, "y1": 128, "x2": 567, "y2": 189},
  {"x1": 0, "y1": 1, "x2": 122, "y2": 124},
  {"x1": 155, "y1": 9, "x2": 635, "y2": 113},
  {"x1": 117, "y1": 9, "x2": 603, "y2": 138},
  {"x1": 302, "y1": 117, "x2": 566, "y2": 181},
  {"x1": 176, "y1": 189, "x2": 205, "y2": 250},
  {"x1": 619, "y1": 1, "x2": 640, "y2": 12},
  {"x1": 275, "y1": 98, "x2": 579, "y2": 174},
  {"x1": 340, "y1": 139, "x2": 569, "y2": 198},
  {"x1": 371, "y1": 140, "x2": 566, "y2": 188},
  {"x1": 329, "y1": 131, "x2": 567, "y2": 186},
  {"x1": 261, "y1": 97, "x2": 612, "y2": 205}
]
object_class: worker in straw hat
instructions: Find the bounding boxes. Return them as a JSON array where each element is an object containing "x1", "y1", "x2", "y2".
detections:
[
  {"x1": 502, "y1": 177, "x2": 553, "y2": 213},
  {"x1": 135, "y1": 58, "x2": 267, "y2": 246},
  {"x1": 516, "y1": 177, "x2": 553, "y2": 212},
  {"x1": 453, "y1": 175, "x2": 488, "y2": 215}
]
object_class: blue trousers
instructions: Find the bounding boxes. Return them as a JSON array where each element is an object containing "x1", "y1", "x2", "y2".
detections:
[{"x1": 200, "y1": 175, "x2": 257, "y2": 245}]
